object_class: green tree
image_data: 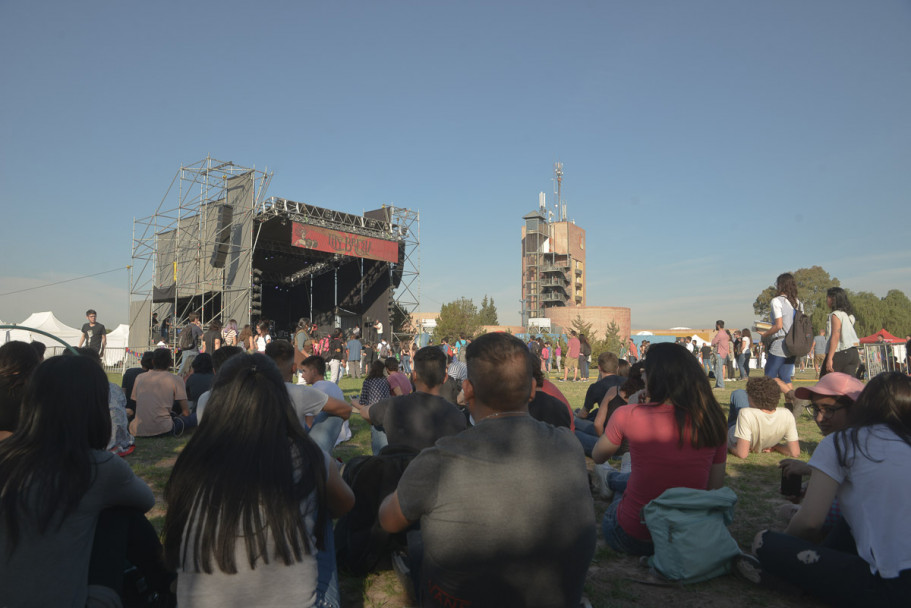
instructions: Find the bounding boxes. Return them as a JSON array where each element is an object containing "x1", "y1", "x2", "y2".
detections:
[
  {"x1": 570, "y1": 315, "x2": 594, "y2": 339},
  {"x1": 850, "y1": 291, "x2": 884, "y2": 338},
  {"x1": 603, "y1": 321, "x2": 623, "y2": 355},
  {"x1": 880, "y1": 289, "x2": 911, "y2": 338},
  {"x1": 478, "y1": 295, "x2": 499, "y2": 325},
  {"x1": 753, "y1": 266, "x2": 840, "y2": 330},
  {"x1": 433, "y1": 298, "x2": 481, "y2": 342}
]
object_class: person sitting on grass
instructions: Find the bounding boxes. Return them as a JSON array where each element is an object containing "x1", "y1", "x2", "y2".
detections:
[
  {"x1": 0, "y1": 355, "x2": 173, "y2": 607},
  {"x1": 129, "y1": 347, "x2": 197, "y2": 437},
  {"x1": 727, "y1": 376, "x2": 800, "y2": 459},
  {"x1": 266, "y1": 340, "x2": 352, "y2": 455},
  {"x1": 592, "y1": 343, "x2": 727, "y2": 556},
  {"x1": 70, "y1": 347, "x2": 135, "y2": 457},
  {"x1": 736, "y1": 373, "x2": 911, "y2": 606},
  {"x1": 163, "y1": 353, "x2": 354, "y2": 608}
]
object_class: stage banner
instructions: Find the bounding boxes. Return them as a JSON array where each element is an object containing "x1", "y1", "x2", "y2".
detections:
[{"x1": 292, "y1": 222, "x2": 399, "y2": 263}]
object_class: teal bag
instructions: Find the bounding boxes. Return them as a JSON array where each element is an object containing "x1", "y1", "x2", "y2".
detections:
[{"x1": 642, "y1": 486, "x2": 741, "y2": 583}]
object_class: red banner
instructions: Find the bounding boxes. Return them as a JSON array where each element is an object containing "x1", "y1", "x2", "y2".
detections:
[{"x1": 291, "y1": 222, "x2": 399, "y2": 263}]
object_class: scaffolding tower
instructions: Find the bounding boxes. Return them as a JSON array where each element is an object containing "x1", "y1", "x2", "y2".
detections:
[{"x1": 130, "y1": 157, "x2": 272, "y2": 348}]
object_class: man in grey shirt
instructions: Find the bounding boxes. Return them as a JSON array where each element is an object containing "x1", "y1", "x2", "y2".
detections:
[
  {"x1": 813, "y1": 330, "x2": 827, "y2": 377},
  {"x1": 378, "y1": 333, "x2": 595, "y2": 607}
]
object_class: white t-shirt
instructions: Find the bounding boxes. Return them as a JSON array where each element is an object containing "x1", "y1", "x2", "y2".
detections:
[
  {"x1": 309, "y1": 379, "x2": 345, "y2": 402},
  {"x1": 770, "y1": 296, "x2": 797, "y2": 357},
  {"x1": 740, "y1": 336, "x2": 751, "y2": 353},
  {"x1": 197, "y1": 383, "x2": 328, "y2": 425},
  {"x1": 727, "y1": 408, "x2": 798, "y2": 452},
  {"x1": 255, "y1": 335, "x2": 271, "y2": 352},
  {"x1": 809, "y1": 425, "x2": 911, "y2": 578}
]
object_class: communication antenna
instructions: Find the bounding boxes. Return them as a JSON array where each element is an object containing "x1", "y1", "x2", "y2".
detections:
[{"x1": 553, "y1": 162, "x2": 565, "y2": 221}]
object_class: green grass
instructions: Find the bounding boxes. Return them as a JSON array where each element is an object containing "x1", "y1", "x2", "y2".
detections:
[{"x1": 127, "y1": 367, "x2": 830, "y2": 607}]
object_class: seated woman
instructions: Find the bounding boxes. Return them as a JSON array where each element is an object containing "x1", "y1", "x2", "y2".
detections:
[
  {"x1": 130, "y1": 347, "x2": 197, "y2": 437},
  {"x1": 592, "y1": 343, "x2": 727, "y2": 556},
  {"x1": 0, "y1": 355, "x2": 171, "y2": 606},
  {"x1": 163, "y1": 353, "x2": 354, "y2": 608},
  {"x1": 727, "y1": 376, "x2": 799, "y2": 459},
  {"x1": 356, "y1": 359, "x2": 393, "y2": 455},
  {"x1": 738, "y1": 373, "x2": 911, "y2": 606},
  {"x1": 184, "y1": 352, "x2": 215, "y2": 411}
]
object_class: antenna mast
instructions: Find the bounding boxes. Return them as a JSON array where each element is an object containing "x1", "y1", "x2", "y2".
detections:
[{"x1": 553, "y1": 162, "x2": 565, "y2": 221}]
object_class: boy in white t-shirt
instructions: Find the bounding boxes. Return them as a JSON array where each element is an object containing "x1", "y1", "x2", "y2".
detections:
[{"x1": 728, "y1": 376, "x2": 800, "y2": 459}]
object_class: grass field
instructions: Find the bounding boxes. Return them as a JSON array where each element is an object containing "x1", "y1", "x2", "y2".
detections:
[{"x1": 123, "y1": 367, "x2": 831, "y2": 608}]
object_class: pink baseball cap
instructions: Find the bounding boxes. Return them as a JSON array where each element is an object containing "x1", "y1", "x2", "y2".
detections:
[{"x1": 795, "y1": 373, "x2": 865, "y2": 402}]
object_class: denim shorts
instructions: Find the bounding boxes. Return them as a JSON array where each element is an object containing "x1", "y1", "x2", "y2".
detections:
[
  {"x1": 601, "y1": 499, "x2": 654, "y2": 556},
  {"x1": 765, "y1": 353, "x2": 795, "y2": 384}
]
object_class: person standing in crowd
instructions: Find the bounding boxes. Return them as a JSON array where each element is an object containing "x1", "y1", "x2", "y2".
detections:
[
  {"x1": 822, "y1": 287, "x2": 861, "y2": 378},
  {"x1": 346, "y1": 332, "x2": 363, "y2": 379},
  {"x1": 238, "y1": 324, "x2": 254, "y2": 352},
  {"x1": 737, "y1": 329, "x2": 753, "y2": 381},
  {"x1": 177, "y1": 313, "x2": 204, "y2": 376},
  {"x1": 78, "y1": 309, "x2": 106, "y2": 356},
  {"x1": 812, "y1": 329, "x2": 827, "y2": 377},
  {"x1": 160, "y1": 315, "x2": 171, "y2": 343},
  {"x1": 255, "y1": 321, "x2": 271, "y2": 353},
  {"x1": 760, "y1": 273, "x2": 801, "y2": 406},
  {"x1": 327, "y1": 328, "x2": 345, "y2": 384},
  {"x1": 578, "y1": 333, "x2": 592, "y2": 382},
  {"x1": 201, "y1": 320, "x2": 222, "y2": 354},
  {"x1": 221, "y1": 319, "x2": 238, "y2": 347},
  {"x1": 562, "y1": 330, "x2": 581, "y2": 382},
  {"x1": 711, "y1": 320, "x2": 730, "y2": 389}
]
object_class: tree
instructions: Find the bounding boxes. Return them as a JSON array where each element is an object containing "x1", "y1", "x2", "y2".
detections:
[
  {"x1": 850, "y1": 291, "x2": 884, "y2": 338},
  {"x1": 753, "y1": 266, "x2": 840, "y2": 330},
  {"x1": 880, "y1": 289, "x2": 911, "y2": 338},
  {"x1": 433, "y1": 298, "x2": 481, "y2": 343},
  {"x1": 603, "y1": 321, "x2": 623, "y2": 355},
  {"x1": 478, "y1": 295, "x2": 499, "y2": 326}
]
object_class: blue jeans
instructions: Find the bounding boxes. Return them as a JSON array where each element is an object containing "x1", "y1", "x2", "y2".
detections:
[
  {"x1": 714, "y1": 354, "x2": 726, "y2": 388},
  {"x1": 765, "y1": 353, "x2": 795, "y2": 384},
  {"x1": 371, "y1": 426, "x2": 389, "y2": 455},
  {"x1": 308, "y1": 412, "x2": 344, "y2": 454},
  {"x1": 601, "y1": 491, "x2": 653, "y2": 556},
  {"x1": 177, "y1": 349, "x2": 198, "y2": 376},
  {"x1": 400, "y1": 355, "x2": 411, "y2": 375},
  {"x1": 728, "y1": 389, "x2": 749, "y2": 427},
  {"x1": 315, "y1": 518, "x2": 340, "y2": 608},
  {"x1": 574, "y1": 419, "x2": 598, "y2": 457},
  {"x1": 737, "y1": 353, "x2": 750, "y2": 380}
]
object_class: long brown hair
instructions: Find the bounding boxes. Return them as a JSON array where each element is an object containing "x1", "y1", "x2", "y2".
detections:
[{"x1": 776, "y1": 273, "x2": 799, "y2": 309}]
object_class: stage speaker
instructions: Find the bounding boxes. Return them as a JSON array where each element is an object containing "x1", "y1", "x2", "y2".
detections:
[{"x1": 210, "y1": 205, "x2": 234, "y2": 268}]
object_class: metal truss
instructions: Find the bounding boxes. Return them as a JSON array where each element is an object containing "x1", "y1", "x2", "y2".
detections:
[
  {"x1": 256, "y1": 197, "x2": 393, "y2": 238},
  {"x1": 130, "y1": 157, "x2": 272, "y2": 344},
  {"x1": 387, "y1": 206, "x2": 420, "y2": 342}
]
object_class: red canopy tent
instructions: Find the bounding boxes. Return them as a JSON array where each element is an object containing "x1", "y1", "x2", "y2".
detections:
[{"x1": 859, "y1": 329, "x2": 905, "y2": 344}]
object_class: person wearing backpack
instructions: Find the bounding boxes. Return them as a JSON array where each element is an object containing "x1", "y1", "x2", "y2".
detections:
[
  {"x1": 759, "y1": 273, "x2": 802, "y2": 407},
  {"x1": 177, "y1": 313, "x2": 204, "y2": 376}
]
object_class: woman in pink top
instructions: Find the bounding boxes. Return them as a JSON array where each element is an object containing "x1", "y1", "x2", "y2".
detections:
[{"x1": 593, "y1": 343, "x2": 728, "y2": 555}]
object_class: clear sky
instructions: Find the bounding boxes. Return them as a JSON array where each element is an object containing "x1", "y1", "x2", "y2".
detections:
[{"x1": 2, "y1": 1, "x2": 909, "y2": 333}]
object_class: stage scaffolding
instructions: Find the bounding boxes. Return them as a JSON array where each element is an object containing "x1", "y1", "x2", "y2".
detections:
[{"x1": 130, "y1": 157, "x2": 272, "y2": 348}]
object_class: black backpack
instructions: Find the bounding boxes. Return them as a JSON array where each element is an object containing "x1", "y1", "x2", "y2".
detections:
[
  {"x1": 783, "y1": 308, "x2": 813, "y2": 358},
  {"x1": 178, "y1": 324, "x2": 196, "y2": 350}
]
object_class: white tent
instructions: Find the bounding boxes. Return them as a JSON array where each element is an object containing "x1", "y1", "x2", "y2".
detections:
[
  {"x1": 2, "y1": 311, "x2": 130, "y2": 367},
  {"x1": 690, "y1": 334, "x2": 710, "y2": 348}
]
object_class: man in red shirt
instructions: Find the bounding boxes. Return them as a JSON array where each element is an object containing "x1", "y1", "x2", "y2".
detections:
[{"x1": 562, "y1": 331, "x2": 581, "y2": 382}]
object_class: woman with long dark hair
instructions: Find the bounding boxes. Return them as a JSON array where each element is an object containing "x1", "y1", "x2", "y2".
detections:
[
  {"x1": 759, "y1": 273, "x2": 801, "y2": 401},
  {"x1": 578, "y1": 334, "x2": 592, "y2": 382},
  {"x1": 592, "y1": 343, "x2": 727, "y2": 555},
  {"x1": 822, "y1": 287, "x2": 861, "y2": 378},
  {"x1": 0, "y1": 356, "x2": 168, "y2": 606},
  {"x1": 740, "y1": 373, "x2": 911, "y2": 605},
  {"x1": 163, "y1": 353, "x2": 354, "y2": 607},
  {"x1": 737, "y1": 328, "x2": 752, "y2": 381}
]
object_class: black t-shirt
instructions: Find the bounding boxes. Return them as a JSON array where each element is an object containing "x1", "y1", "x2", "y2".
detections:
[
  {"x1": 202, "y1": 329, "x2": 221, "y2": 354},
  {"x1": 369, "y1": 391, "x2": 467, "y2": 452},
  {"x1": 185, "y1": 372, "x2": 214, "y2": 403},
  {"x1": 582, "y1": 375, "x2": 626, "y2": 413},
  {"x1": 121, "y1": 367, "x2": 147, "y2": 412},
  {"x1": 328, "y1": 338, "x2": 344, "y2": 361},
  {"x1": 528, "y1": 391, "x2": 572, "y2": 429},
  {"x1": 81, "y1": 322, "x2": 106, "y2": 353}
]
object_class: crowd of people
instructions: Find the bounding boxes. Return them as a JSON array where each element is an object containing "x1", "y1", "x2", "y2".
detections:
[{"x1": 2, "y1": 297, "x2": 910, "y2": 607}]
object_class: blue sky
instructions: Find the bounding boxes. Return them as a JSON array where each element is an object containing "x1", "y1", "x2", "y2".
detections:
[{"x1": 2, "y1": 1, "x2": 909, "y2": 333}]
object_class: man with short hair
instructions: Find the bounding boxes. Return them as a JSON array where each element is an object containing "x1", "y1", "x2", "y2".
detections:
[
  {"x1": 578, "y1": 351, "x2": 624, "y2": 419},
  {"x1": 378, "y1": 333, "x2": 595, "y2": 607},
  {"x1": 122, "y1": 351, "x2": 154, "y2": 416},
  {"x1": 711, "y1": 320, "x2": 730, "y2": 389},
  {"x1": 130, "y1": 348, "x2": 196, "y2": 437},
  {"x1": 266, "y1": 341, "x2": 352, "y2": 454},
  {"x1": 346, "y1": 333, "x2": 363, "y2": 379},
  {"x1": 562, "y1": 330, "x2": 581, "y2": 382},
  {"x1": 78, "y1": 309, "x2": 106, "y2": 356},
  {"x1": 351, "y1": 346, "x2": 466, "y2": 453}
]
